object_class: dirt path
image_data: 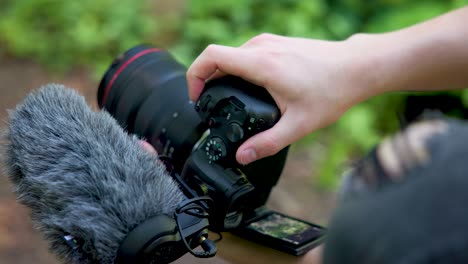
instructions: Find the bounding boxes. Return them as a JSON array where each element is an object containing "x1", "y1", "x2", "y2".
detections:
[{"x1": 0, "y1": 56, "x2": 336, "y2": 264}]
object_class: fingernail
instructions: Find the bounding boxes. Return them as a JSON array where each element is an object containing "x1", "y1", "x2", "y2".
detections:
[
  {"x1": 139, "y1": 140, "x2": 158, "y2": 155},
  {"x1": 240, "y1": 149, "x2": 257, "y2": 165}
]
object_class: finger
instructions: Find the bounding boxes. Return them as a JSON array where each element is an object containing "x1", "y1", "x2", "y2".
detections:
[
  {"x1": 139, "y1": 140, "x2": 158, "y2": 155},
  {"x1": 236, "y1": 112, "x2": 303, "y2": 165},
  {"x1": 207, "y1": 69, "x2": 227, "y2": 81},
  {"x1": 186, "y1": 45, "x2": 264, "y2": 101}
]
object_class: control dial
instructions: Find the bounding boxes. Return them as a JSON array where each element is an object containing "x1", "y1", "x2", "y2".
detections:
[{"x1": 204, "y1": 137, "x2": 227, "y2": 162}]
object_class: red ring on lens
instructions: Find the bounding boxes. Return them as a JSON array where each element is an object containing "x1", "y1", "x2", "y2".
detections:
[{"x1": 101, "y1": 48, "x2": 161, "y2": 106}]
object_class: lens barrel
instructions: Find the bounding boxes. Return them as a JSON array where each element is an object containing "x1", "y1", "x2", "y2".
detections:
[{"x1": 98, "y1": 45, "x2": 206, "y2": 171}]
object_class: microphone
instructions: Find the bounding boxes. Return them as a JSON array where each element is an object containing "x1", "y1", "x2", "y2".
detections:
[{"x1": 2, "y1": 84, "x2": 190, "y2": 264}]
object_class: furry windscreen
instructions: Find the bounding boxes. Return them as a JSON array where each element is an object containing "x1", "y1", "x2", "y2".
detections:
[{"x1": 2, "y1": 85, "x2": 184, "y2": 264}]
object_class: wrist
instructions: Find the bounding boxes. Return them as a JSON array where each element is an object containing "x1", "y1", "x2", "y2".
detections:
[{"x1": 343, "y1": 33, "x2": 396, "y2": 102}]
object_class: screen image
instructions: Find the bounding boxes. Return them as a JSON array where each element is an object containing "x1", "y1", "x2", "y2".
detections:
[{"x1": 246, "y1": 213, "x2": 323, "y2": 245}]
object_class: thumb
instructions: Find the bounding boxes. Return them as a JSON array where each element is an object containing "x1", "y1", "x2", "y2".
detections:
[{"x1": 236, "y1": 113, "x2": 300, "y2": 165}]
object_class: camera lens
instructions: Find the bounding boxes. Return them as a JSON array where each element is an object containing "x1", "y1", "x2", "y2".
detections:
[{"x1": 98, "y1": 45, "x2": 206, "y2": 171}]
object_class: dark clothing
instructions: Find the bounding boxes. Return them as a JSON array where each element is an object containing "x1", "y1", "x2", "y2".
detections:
[{"x1": 324, "y1": 119, "x2": 468, "y2": 263}]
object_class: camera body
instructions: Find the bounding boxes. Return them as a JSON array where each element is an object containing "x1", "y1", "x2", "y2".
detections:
[
  {"x1": 98, "y1": 45, "x2": 324, "y2": 262},
  {"x1": 182, "y1": 76, "x2": 285, "y2": 230}
]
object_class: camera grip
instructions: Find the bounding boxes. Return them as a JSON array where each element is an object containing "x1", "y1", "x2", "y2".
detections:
[{"x1": 195, "y1": 75, "x2": 280, "y2": 165}]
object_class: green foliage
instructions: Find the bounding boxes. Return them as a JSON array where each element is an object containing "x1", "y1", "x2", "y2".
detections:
[
  {"x1": 364, "y1": 1, "x2": 453, "y2": 32},
  {"x1": 313, "y1": 93, "x2": 405, "y2": 189},
  {"x1": 1, "y1": 0, "x2": 467, "y2": 190},
  {"x1": 171, "y1": 0, "x2": 333, "y2": 63},
  {"x1": 0, "y1": 0, "x2": 158, "y2": 74}
]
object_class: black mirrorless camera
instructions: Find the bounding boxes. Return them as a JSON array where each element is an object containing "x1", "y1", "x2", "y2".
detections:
[{"x1": 98, "y1": 45, "x2": 325, "y2": 263}]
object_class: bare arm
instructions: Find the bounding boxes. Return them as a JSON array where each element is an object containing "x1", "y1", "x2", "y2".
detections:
[{"x1": 351, "y1": 6, "x2": 468, "y2": 96}]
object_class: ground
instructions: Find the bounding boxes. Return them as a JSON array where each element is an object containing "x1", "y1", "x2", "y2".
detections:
[{"x1": 0, "y1": 55, "x2": 336, "y2": 263}]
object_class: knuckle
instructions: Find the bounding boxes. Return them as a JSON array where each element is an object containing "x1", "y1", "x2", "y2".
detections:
[
  {"x1": 248, "y1": 33, "x2": 276, "y2": 45},
  {"x1": 186, "y1": 68, "x2": 201, "y2": 84},
  {"x1": 204, "y1": 44, "x2": 220, "y2": 56},
  {"x1": 186, "y1": 71, "x2": 197, "y2": 84},
  {"x1": 257, "y1": 33, "x2": 276, "y2": 41}
]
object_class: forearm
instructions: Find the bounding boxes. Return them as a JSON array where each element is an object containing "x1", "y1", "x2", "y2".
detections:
[{"x1": 348, "y1": 6, "x2": 468, "y2": 98}]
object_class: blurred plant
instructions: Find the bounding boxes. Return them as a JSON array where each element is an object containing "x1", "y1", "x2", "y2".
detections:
[{"x1": 0, "y1": 0, "x2": 158, "y2": 75}]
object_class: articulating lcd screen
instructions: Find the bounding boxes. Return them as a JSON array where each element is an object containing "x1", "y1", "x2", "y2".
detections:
[{"x1": 246, "y1": 213, "x2": 323, "y2": 245}]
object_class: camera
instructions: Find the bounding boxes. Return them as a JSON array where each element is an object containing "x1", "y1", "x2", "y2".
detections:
[{"x1": 98, "y1": 45, "x2": 325, "y2": 259}]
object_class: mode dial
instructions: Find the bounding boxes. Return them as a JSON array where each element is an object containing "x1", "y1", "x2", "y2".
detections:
[{"x1": 204, "y1": 137, "x2": 227, "y2": 162}]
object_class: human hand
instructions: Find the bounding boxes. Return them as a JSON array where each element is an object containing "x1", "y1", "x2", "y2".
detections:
[{"x1": 187, "y1": 33, "x2": 377, "y2": 164}]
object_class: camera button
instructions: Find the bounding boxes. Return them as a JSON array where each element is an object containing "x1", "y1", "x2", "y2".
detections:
[
  {"x1": 256, "y1": 118, "x2": 266, "y2": 129},
  {"x1": 195, "y1": 95, "x2": 211, "y2": 112},
  {"x1": 227, "y1": 122, "x2": 244, "y2": 143},
  {"x1": 208, "y1": 118, "x2": 216, "y2": 127}
]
